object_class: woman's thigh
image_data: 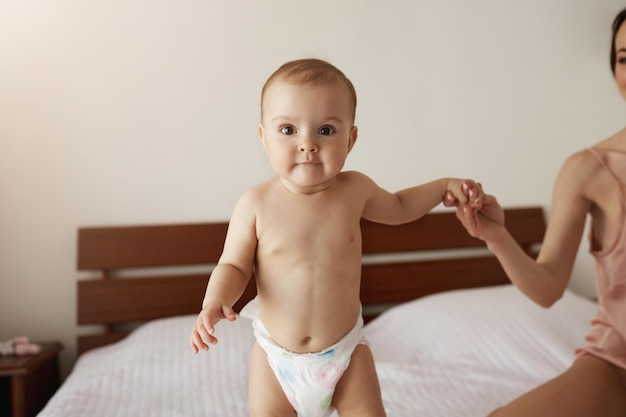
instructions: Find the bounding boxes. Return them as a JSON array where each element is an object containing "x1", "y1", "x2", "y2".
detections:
[{"x1": 489, "y1": 355, "x2": 626, "y2": 417}]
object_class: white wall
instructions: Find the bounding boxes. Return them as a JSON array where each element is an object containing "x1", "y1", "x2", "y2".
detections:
[{"x1": 1, "y1": 0, "x2": 624, "y2": 378}]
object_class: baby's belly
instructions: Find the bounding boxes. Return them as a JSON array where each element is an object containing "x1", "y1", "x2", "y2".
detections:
[{"x1": 258, "y1": 294, "x2": 362, "y2": 354}]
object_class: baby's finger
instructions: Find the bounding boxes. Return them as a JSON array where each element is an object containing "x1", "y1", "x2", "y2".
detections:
[
  {"x1": 200, "y1": 317, "x2": 218, "y2": 344},
  {"x1": 222, "y1": 305, "x2": 237, "y2": 321},
  {"x1": 190, "y1": 331, "x2": 208, "y2": 353},
  {"x1": 449, "y1": 187, "x2": 469, "y2": 205},
  {"x1": 470, "y1": 192, "x2": 482, "y2": 209},
  {"x1": 202, "y1": 314, "x2": 216, "y2": 335}
]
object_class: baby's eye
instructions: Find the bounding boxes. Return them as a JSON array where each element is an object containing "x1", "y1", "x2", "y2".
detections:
[
  {"x1": 318, "y1": 126, "x2": 335, "y2": 136},
  {"x1": 619, "y1": 57, "x2": 626, "y2": 64},
  {"x1": 280, "y1": 125, "x2": 296, "y2": 135}
]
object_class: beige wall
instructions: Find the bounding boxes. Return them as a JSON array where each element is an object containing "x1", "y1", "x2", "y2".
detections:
[{"x1": 1, "y1": 0, "x2": 625, "y2": 378}]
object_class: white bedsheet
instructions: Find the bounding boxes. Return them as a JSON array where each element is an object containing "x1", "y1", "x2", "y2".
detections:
[{"x1": 38, "y1": 285, "x2": 597, "y2": 417}]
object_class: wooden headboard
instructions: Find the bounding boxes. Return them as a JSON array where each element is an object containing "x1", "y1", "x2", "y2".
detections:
[{"x1": 76, "y1": 206, "x2": 546, "y2": 355}]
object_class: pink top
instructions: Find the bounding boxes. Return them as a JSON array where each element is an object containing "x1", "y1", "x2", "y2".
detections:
[{"x1": 575, "y1": 148, "x2": 626, "y2": 370}]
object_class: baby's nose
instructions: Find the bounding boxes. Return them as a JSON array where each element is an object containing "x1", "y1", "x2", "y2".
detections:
[{"x1": 298, "y1": 141, "x2": 318, "y2": 152}]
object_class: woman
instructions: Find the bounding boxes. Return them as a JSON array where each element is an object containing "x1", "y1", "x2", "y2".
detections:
[{"x1": 455, "y1": 8, "x2": 626, "y2": 416}]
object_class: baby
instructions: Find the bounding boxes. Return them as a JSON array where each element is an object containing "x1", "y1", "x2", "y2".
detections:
[{"x1": 190, "y1": 58, "x2": 482, "y2": 417}]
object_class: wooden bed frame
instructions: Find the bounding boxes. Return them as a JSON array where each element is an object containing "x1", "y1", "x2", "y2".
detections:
[{"x1": 76, "y1": 206, "x2": 546, "y2": 355}]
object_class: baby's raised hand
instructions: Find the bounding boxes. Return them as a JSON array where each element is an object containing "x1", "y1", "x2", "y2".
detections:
[
  {"x1": 189, "y1": 301, "x2": 236, "y2": 353},
  {"x1": 443, "y1": 180, "x2": 483, "y2": 213}
]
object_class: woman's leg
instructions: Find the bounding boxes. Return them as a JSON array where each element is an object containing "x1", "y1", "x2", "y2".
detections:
[{"x1": 489, "y1": 355, "x2": 626, "y2": 417}]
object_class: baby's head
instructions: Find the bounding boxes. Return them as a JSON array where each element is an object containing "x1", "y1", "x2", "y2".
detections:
[
  {"x1": 258, "y1": 59, "x2": 358, "y2": 193},
  {"x1": 260, "y1": 58, "x2": 357, "y2": 124}
]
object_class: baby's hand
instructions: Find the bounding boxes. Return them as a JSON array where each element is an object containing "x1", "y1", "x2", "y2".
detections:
[
  {"x1": 443, "y1": 180, "x2": 483, "y2": 213},
  {"x1": 189, "y1": 301, "x2": 236, "y2": 353}
]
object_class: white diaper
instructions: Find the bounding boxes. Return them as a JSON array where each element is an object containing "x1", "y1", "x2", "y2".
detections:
[{"x1": 241, "y1": 298, "x2": 367, "y2": 417}]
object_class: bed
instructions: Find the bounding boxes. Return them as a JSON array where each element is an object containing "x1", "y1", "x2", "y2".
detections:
[{"x1": 38, "y1": 206, "x2": 599, "y2": 417}]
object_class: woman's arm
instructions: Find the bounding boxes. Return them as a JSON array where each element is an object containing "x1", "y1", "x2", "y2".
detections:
[{"x1": 457, "y1": 153, "x2": 592, "y2": 307}]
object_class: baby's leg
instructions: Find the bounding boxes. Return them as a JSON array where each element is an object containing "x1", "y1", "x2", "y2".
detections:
[
  {"x1": 332, "y1": 344, "x2": 386, "y2": 417},
  {"x1": 248, "y1": 342, "x2": 296, "y2": 417},
  {"x1": 488, "y1": 355, "x2": 626, "y2": 417}
]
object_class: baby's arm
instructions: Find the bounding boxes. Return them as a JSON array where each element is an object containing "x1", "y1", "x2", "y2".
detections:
[
  {"x1": 189, "y1": 191, "x2": 258, "y2": 353},
  {"x1": 359, "y1": 174, "x2": 482, "y2": 225}
]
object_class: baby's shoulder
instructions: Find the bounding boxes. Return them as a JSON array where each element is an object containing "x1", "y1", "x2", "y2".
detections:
[
  {"x1": 337, "y1": 170, "x2": 374, "y2": 185},
  {"x1": 235, "y1": 180, "x2": 275, "y2": 210}
]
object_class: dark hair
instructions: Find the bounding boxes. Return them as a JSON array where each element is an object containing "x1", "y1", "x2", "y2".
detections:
[{"x1": 611, "y1": 8, "x2": 626, "y2": 76}]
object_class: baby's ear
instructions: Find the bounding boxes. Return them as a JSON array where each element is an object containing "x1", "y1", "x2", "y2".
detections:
[
  {"x1": 347, "y1": 126, "x2": 358, "y2": 153},
  {"x1": 258, "y1": 124, "x2": 267, "y2": 149}
]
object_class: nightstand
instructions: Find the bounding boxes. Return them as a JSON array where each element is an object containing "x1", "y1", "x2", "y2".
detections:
[{"x1": 0, "y1": 342, "x2": 62, "y2": 417}]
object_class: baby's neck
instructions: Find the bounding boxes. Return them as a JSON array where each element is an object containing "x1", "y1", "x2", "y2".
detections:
[{"x1": 279, "y1": 178, "x2": 335, "y2": 195}]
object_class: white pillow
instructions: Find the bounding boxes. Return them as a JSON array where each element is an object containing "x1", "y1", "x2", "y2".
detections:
[{"x1": 364, "y1": 285, "x2": 597, "y2": 382}]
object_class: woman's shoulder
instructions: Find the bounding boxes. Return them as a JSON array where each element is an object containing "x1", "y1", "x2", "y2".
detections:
[
  {"x1": 563, "y1": 148, "x2": 601, "y2": 170},
  {"x1": 592, "y1": 127, "x2": 626, "y2": 153},
  {"x1": 556, "y1": 132, "x2": 626, "y2": 192},
  {"x1": 561, "y1": 128, "x2": 626, "y2": 172},
  {"x1": 557, "y1": 148, "x2": 606, "y2": 188},
  {"x1": 562, "y1": 127, "x2": 626, "y2": 167}
]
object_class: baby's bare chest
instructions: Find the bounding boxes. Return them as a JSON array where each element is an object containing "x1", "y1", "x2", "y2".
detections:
[
  {"x1": 260, "y1": 215, "x2": 360, "y2": 258},
  {"x1": 257, "y1": 198, "x2": 362, "y2": 261}
]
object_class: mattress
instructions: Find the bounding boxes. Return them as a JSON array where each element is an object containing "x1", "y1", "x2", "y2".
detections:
[{"x1": 38, "y1": 285, "x2": 597, "y2": 417}]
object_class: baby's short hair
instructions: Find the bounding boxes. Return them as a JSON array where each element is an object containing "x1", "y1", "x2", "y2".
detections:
[{"x1": 260, "y1": 58, "x2": 357, "y2": 122}]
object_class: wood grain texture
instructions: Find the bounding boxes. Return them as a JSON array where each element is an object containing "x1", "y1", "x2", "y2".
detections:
[{"x1": 76, "y1": 206, "x2": 545, "y2": 355}]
